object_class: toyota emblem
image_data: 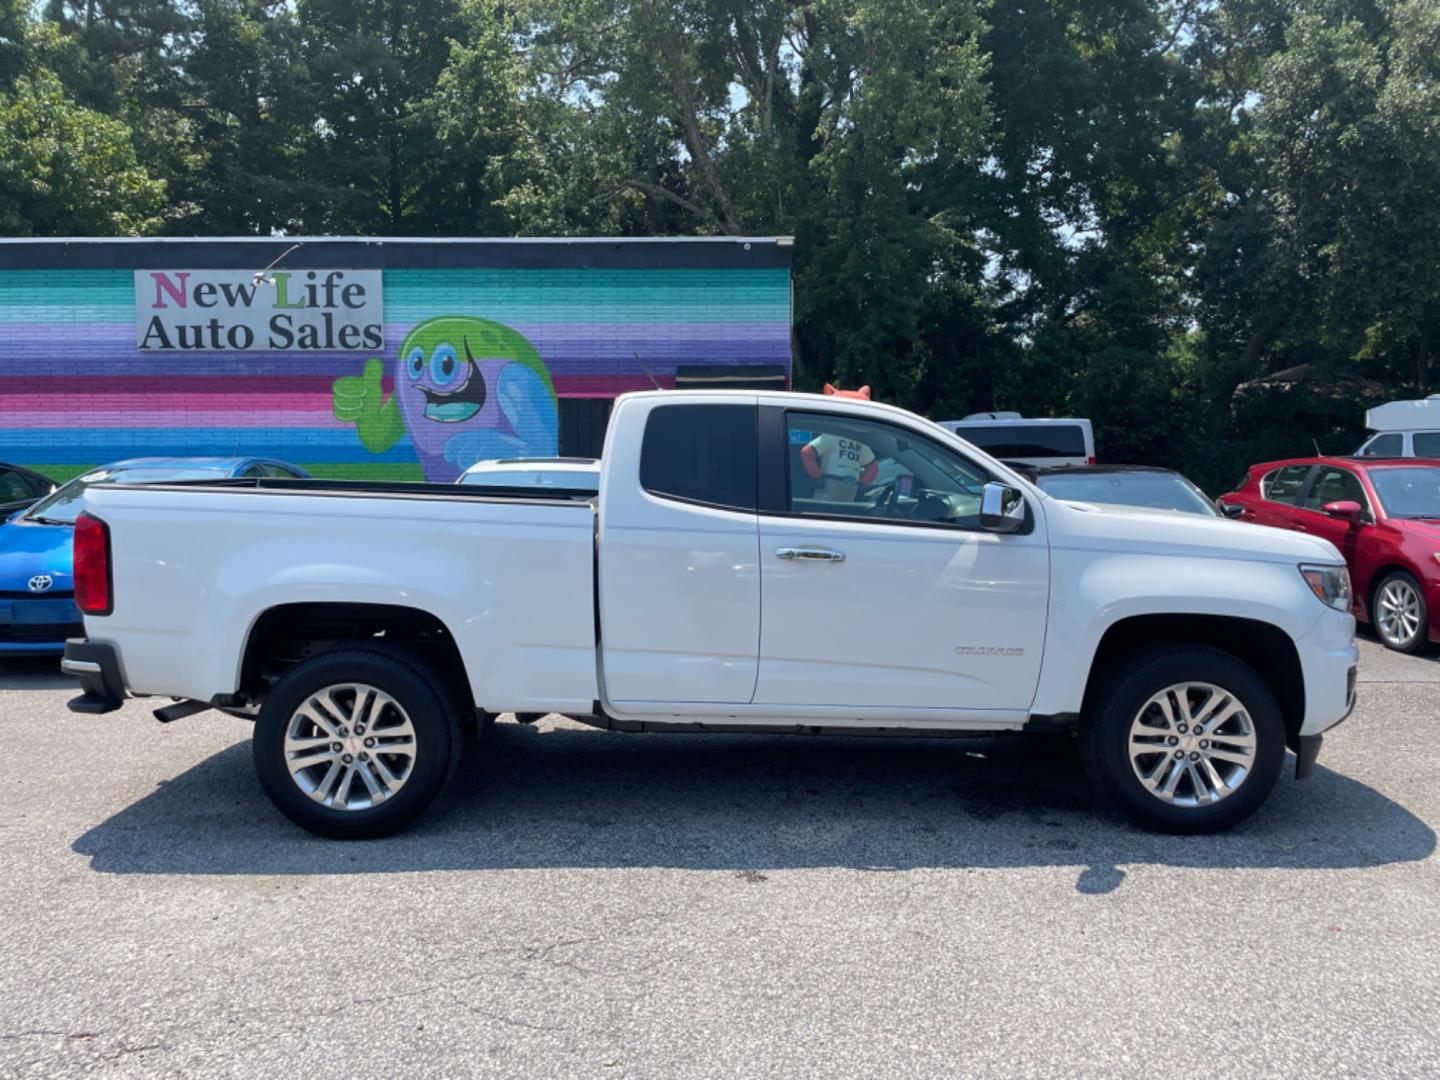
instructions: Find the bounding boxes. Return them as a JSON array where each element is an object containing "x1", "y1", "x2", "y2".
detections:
[{"x1": 27, "y1": 574, "x2": 53, "y2": 593}]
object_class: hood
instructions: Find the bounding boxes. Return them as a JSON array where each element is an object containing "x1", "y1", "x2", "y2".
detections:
[
  {"x1": 1045, "y1": 498, "x2": 1344, "y2": 565},
  {"x1": 0, "y1": 519, "x2": 74, "y2": 591}
]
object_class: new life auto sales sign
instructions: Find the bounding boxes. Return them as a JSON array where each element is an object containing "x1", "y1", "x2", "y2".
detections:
[{"x1": 135, "y1": 270, "x2": 384, "y2": 351}]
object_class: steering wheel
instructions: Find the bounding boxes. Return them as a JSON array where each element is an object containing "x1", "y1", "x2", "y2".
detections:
[{"x1": 872, "y1": 479, "x2": 902, "y2": 516}]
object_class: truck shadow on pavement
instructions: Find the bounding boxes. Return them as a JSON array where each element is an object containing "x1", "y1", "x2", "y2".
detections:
[{"x1": 71, "y1": 721, "x2": 1436, "y2": 893}]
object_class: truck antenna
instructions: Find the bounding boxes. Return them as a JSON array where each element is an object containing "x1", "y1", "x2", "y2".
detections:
[
  {"x1": 1313, "y1": 438, "x2": 1323, "y2": 456},
  {"x1": 633, "y1": 352, "x2": 661, "y2": 390}
]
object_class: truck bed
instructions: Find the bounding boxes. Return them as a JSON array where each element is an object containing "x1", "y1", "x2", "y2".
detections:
[{"x1": 79, "y1": 479, "x2": 600, "y2": 714}]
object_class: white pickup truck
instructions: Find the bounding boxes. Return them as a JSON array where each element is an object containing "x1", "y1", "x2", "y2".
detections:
[{"x1": 63, "y1": 390, "x2": 1357, "y2": 838}]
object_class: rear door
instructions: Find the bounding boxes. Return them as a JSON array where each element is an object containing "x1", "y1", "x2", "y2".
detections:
[
  {"x1": 755, "y1": 407, "x2": 1049, "y2": 714},
  {"x1": 597, "y1": 398, "x2": 762, "y2": 704},
  {"x1": 1243, "y1": 464, "x2": 1313, "y2": 527}
]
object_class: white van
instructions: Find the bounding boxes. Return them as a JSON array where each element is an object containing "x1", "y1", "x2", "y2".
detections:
[
  {"x1": 1356, "y1": 396, "x2": 1440, "y2": 458},
  {"x1": 937, "y1": 412, "x2": 1095, "y2": 468}
]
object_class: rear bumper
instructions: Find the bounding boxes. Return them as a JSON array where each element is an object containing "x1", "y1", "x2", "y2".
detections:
[{"x1": 62, "y1": 638, "x2": 126, "y2": 714}]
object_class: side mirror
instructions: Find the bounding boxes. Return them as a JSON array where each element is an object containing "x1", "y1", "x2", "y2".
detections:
[
  {"x1": 1323, "y1": 500, "x2": 1363, "y2": 522},
  {"x1": 980, "y1": 482, "x2": 1026, "y2": 533},
  {"x1": 1218, "y1": 501, "x2": 1244, "y2": 519}
]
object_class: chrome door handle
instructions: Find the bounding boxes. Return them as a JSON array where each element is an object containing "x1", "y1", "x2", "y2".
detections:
[{"x1": 775, "y1": 547, "x2": 846, "y2": 562}]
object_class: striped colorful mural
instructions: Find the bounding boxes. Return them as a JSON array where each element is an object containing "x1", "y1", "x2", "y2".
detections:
[{"x1": 0, "y1": 245, "x2": 793, "y2": 483}]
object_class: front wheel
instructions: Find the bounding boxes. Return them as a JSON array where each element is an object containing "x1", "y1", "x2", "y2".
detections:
[
  {"x1": 1373, "y1": 571, "x2": 1429, "y2": 653},
  {"x1": 1079, "y1": 646, "x2": 1285, "y2": 834},
  {"x1": 253, "y1": 648, "x2": 463, "y2": 839}
]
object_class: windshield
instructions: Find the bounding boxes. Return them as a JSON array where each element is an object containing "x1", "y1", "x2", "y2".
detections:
[
  {"x1": 1037, "y1": 471, "x2": 1219, "y2": 516},
  {"x1": 1368, "y1": 467, "x2": 1440, "y2": 518},
  {"x1": 22, "y1": 467, "x2": 227, "y2": 524}
]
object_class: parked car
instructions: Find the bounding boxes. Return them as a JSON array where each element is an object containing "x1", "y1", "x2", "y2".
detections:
[
  {"x1": 937, "y1": 413, "x2": 1095, "y2": 468},
  {"x1": 1355, "y1": 395, "x2": 1440, "y2": 457},
  {"x1": 1020, "y1": 465, "x2": 1219, "y2": 517},
  {"x1": 0, "y1": 463, "x2": 57, "y2": 516},
  {"x1": 0, "y1": 457, "x2": 308, "y2": 656},
  {"x1": 457, "y1": 457, "x2": 600, "y2": 495},
  {"x1": 1219, "y1": 456, "x2": 1440, "y2": 653},
  {"x1": 65, "y1": 390, "x2": 1355, "y2": 839}
]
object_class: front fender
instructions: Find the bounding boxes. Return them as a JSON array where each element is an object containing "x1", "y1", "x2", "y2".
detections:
[{"x1": 1030, "y1": 548, "x2": 1325, "y2": 717}]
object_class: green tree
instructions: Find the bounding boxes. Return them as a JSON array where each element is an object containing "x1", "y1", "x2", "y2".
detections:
[
  {"x1": 0, "y1": 66, "x2": 165, "y2": 234},
  {"x1": 296, "y1": 0, "x2": 466, "y2": 232}
]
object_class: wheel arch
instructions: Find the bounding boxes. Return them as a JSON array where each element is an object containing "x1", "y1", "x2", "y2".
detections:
[
  {"x1": 236, "y1": 601, "x2": 475, "y2": 715},
  {"x1": 1079, "y1": 614, "x2": 1305, "y2": 745}
]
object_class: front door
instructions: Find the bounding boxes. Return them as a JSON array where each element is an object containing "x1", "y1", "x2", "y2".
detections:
[
  {"x1": 754, "y1": 408, "x2": 1049, "y2": 715},
  {"x1": 1292, "y1": 465, "x2": 1375, "y2": 615}
]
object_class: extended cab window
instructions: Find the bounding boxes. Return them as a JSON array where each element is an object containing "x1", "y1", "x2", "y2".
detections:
[
  {"x1": 640, "y1": 404, "x2": 757, "y2": 511},
  {"x1": 1260, "y1": 465, "x2": 1311, "y2": 504},
  {"x1": 786, "y1": 412, "x2": 989, "y2": 527}
]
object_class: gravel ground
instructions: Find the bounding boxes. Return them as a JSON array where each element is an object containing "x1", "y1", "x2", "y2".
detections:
[{"x1": 0, "y1": 632, "x2": 1437, "y2": 1078}]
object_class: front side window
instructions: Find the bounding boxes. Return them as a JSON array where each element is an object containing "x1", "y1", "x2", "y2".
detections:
[
  {"x1": 640, "y1": 404, "x2": 757, "y2": 511},
  {"x1": 1301, "y1": 467, "x2": 1369, "y2": 515},
  {"x1": 1260, "y1": 465, "x2": 1312, "y2": 505},
  {"x1": 786, "y1": 412, "x2": 989, "y2": 527},
  {"x1": 1361, "y1": 433, "x2": 1403, "y2": 456}
]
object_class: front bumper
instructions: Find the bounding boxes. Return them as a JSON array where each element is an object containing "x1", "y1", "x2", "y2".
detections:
[
  {"x1": 62, "y1": 638, "x2": 126, "y2": 714},
  {"x1": 0, "y1": 595, "x2": 83, "y2": 655}
]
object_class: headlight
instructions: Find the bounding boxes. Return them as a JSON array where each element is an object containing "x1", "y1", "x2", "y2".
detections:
[{"x1": 1300, "y1": 563, "x2": 1352, "y2": 612}]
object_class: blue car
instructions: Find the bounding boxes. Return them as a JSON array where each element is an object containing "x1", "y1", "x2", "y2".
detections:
[{"x1": 0, "y1": 457, "x2": 309, "y2": 656}]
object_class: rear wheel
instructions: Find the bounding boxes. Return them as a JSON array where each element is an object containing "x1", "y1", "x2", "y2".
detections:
[
  {"x1": 1373, "y1": 571, "x2": 1428, "y2": 653},
  {"x1": 253, "y1": 648, "x2": 463, "y2": 839},
  {"x1": 1079, "y1": 646, "x2": 1285, "y2": 834}
]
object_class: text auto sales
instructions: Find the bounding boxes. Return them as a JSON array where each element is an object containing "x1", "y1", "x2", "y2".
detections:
[{"x1": 135, "y1": 269, "x2": 384, "y2": 351}]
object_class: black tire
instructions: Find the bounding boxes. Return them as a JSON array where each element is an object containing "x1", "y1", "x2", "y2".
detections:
[
  {"x1": 1078, "y1": 646, "x2": 1286, "y2": 834},
  {"x1": 253, "y1": 647, "x2": 463, "y2": 839},
  {"x1": 1372, "y1": 570, "x2": 1429, "y2": 654}
]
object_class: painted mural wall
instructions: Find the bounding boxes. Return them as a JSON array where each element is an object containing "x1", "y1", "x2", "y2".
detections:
[{"x1": 0, "y1": 256, "x2": 793, "y2": 483}]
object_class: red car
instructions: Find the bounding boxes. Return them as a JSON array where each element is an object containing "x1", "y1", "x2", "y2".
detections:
[{"x1": 1219, "y1": 456, "x2": 1440, "y2": 652}]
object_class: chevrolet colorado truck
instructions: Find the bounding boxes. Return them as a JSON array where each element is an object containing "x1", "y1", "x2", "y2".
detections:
[{"x1": 62, "y1": 390, "x2": 1358, "y2": 838}]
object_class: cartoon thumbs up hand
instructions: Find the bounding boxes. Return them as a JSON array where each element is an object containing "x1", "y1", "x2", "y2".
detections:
[{"x1": 333, "y1": 358, "x2": 405, "y2": 453}]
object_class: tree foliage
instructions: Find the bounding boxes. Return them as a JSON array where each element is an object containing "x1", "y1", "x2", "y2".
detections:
[{"x1": 3, "y1": 0, "x2": 1439, "y2": 488}]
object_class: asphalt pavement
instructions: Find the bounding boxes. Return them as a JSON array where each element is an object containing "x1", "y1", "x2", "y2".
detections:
[{"x1": 1, "y1": 634, "x2": 1437, "y2": 1078}]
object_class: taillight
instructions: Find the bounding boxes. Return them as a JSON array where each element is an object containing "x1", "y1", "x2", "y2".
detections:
[
  {"x1": 1088, "y1": 456, "x2": 1097, "y2": 465},
  {"x1": 74, "y1": 512, "x2": 113, "y2": 616}
]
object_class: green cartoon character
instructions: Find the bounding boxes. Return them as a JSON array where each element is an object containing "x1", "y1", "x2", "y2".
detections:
[{"x1": 333, "y1": 316, "x2": 559, "y2": 482}]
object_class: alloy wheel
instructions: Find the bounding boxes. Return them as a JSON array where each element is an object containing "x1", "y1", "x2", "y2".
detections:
[
  {"x1": 1128, "y1": 682, "x2": 1256, "y2": 807},
  {"x1": 1376, "y1": 579, "x2": 1421, "y2": 646},
  {"x1": 283, "y1": 683, "x2": 418, "y2": 811}
]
